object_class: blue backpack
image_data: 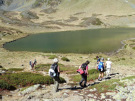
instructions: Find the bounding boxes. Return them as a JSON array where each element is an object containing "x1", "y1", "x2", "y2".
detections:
[{"x1": 98, "y1": 62, "x2": 104, "y2": 69}]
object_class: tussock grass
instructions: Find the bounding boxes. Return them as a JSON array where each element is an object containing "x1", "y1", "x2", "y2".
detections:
[
  {"x1": 8, "y1": 68, "x2": 24, "y2": 72},
  {"x1": 89, "y1": 79, "x2": 124, "y2": 93},
  {"x1": 34, "y1": 64, "x2": 51, "y2": 71},
  {"x1": 0, "y1": 72, "x2": 66, "y2": 90},
  {"x1": 71, "y1": 69, "x2": 99, "y2": 82},
  {"x1": 122, "y1": 76, "x2": 135, "y2": 80},
  {"x1": 47, "y1": 55, "x2": 58, "y2": 59},
  {"x1": 61, "y1": 57, "x2": 70, "y2": 62}
]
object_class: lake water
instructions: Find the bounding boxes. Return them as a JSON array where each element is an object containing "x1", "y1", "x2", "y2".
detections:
[{"x1": 3, "y1": 28, "x2": 135, "y2": 53}]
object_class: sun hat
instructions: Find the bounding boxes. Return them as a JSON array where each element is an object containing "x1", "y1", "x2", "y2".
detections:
[{"x1": 53, "y1": 58, "x2": 59, "y2": 63}]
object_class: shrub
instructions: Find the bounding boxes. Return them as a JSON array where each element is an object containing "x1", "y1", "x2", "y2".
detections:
[
  {"x1": 132, "y1": 47, "x2": 135, "y2": 50},
  {"x1": 89, "y1": 79, "x2": 124, "y2": 93},
  {"x1": 8, "y1": 68, "x2": 24, "y2": 72},
  {"x1": 0, "y1": 72, "x2": 66, "y2": 89},
  {"x1": 34, "y1": 64, "x2": 51, "y2": 71},
  {"x1": 0, "y1": 79, "x2": 11, "y2": 90},
  {"x1": 122, "y1": 76, "x2": 135, "y2": 80},
  {"x1": 61, "y1": 57, "x2": 70, "y2": 62},
  {"x1": 121, "y1": 58, "x2": 125, "y2": 60},
  {"x1": 34, "y1": 63, "x2": 64, "y2": 71},
  {"x1": 88, "y1": 69, "x2": 99, "y2": 74},
  {"x1": 60, "y1": 66, "x2": 77, "y2": 74},
  {"x1": 0, "y1": 65, "x2": 3, "y2": 68},
  {"x1": 71, "y1": 69, "x2": 99, "y2": 82},
  {"x1": 48, "y1": 55, "x2": 58, "y2": 59}
]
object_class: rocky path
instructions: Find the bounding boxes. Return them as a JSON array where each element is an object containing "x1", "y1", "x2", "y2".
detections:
[{"x1": 3, "y1": 71, "x2": 134, "y2": 101}]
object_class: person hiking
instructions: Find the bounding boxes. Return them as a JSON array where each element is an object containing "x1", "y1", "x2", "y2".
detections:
[
  {"x1": 29, "y1": 60, "x2": 33, "y2": 70},
  {"x1": 105, "y1": 58, "x2": 112, "y2": 77},
  {"x1": 79, "y1": 60, "x2": 90, "y2": 87},
  {"x1": 50, "y1": 58, "x2": 60, "y2": 92},
  {"x1": 29, "y1": 59, "x2": 37, "y2": 71},
  {"x1": 96, "y1": 56, "x2": 100, "y2": 70},
  {"x1": 98, "y1": 58, "x2": 105, "y2": 81}
]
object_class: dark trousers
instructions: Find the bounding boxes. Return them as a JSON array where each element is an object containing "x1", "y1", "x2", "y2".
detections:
[{"x1": 79, "y1": 74, "x2": 87, "y2": 87}]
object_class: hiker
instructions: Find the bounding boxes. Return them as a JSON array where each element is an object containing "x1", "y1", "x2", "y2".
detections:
[
  {"x1": 105, "y1": 58, "x2": 112, "y2": 77},
  {"x1": 33, "y1": 59, "x2": 37, "y2": 65},
  {"x1": 96, "y1": 56, "x2": 100, "y2": 64},
  {"x1": 98, "y1": 58, "x2": 105, "y2": 81},
  {"x1": 29, "y1": 60, "x2": 33, "y2": 70},
  {"x1": 96, "y1": 56, "x2": 100, "y2": 70},
  {"x1": 29, "y1": 59, "x2": 37, "y2": 71},
  {"x1": 79, "y1": 60, "x2": 90, "y2": 87},
  {"x1": 50, "y1": 58, "x2": 60, "y2": 92}
]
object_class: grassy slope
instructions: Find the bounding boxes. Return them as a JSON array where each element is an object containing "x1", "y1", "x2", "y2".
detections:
[{"x1": 57, "y1": 0, "x2": 135, "y2": 15}]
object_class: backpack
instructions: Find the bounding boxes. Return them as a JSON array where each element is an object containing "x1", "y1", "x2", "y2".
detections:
[
  {"x1": 81, "y1": 63, "x2": 87, "y2": 71},
  {"x1": 49, "y1": 63, "x2": 58, "y2": 78},
  {"x1": 49, "y1": 69, "x2": 56, "y2": 78},
  {"x1": 98, "y1": 62, "x2": 104, "y2": 70}
]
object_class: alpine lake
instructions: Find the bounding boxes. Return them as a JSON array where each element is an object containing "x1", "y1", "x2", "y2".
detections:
[{"x1": 3, "y1": 28, "x2": 135, "y2": 54}]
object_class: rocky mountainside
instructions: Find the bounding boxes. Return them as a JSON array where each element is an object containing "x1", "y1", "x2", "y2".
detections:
[
  {"x1": 0, "y1": 0, "x2": 135, "y2": 33},
  {"x1": 0, "y1": 0, "x2": 134, "y2": 14}
]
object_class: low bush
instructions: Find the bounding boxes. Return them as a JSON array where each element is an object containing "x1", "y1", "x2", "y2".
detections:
[
  {"x1": 48, "y1": 55, "x2": 58, "y2": 59},
  {"x1": 0, "y1": 79, "x2": 11, "y2": 90},
  {"x1": 71, "y1": 69, "x2": 99, "y2": 82},
  {"x1": 61, "y1": 57, "x2": 70, "y2": 62},
  {"x1": 8, "y1": 68, "x2": 24, "y2": 72},
  {"x1": 132, "y1": 47, "x2": 135, "y2": 50},
  {"x1": 88, "y1": 69, "x2": 99, "y2": 74},
  {"x1": 0, "y1": 65, "x2": 3, "y2": 68},
  {"x1": 60, "y1": 66, "x2": 77, "y2": 74},
  {"x1": 34, "y1": 64, "x2": 51, "y2": 71},
  {"x1": 34, "y1": 63, "x2": 64, "y2": 71},
  {"x1": 0, "y1": 72, "x2": 66, "y2": 90},
  {"x1": 89, "y1": 79, "x2": 124, "y2": 93},
  {"x1": 122, "y1": 76, "x2": 135, "y2": 80}
]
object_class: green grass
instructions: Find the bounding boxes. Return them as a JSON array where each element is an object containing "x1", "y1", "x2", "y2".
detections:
[
  {"x1": 89, "y1": 79, "x2": 124, "y2": 93},
  {"x1": 48, "y1": 55, "x2": 58, "y2": 59},
  {"x1": 34, "y1": 63, "x2": 64, "y2": 71},
  {"x1": 0, "y1": 65, "x2": 3, "y2": 68},
  {"x1": 71, "y1": 69, "x2": 99, "y2": 82},
  {"x1": 60, "y1": 66, "x2": 77, "y2": 74},
  {"x1": 34, "y1": 64, "x2": 51, "y2": 71},
  {"x1": 61, "y1": 57, "x2": 70, "y2": 62},
  {"x1": 132, "y1": 47, "x2": 135, "y2": 50},
  {"x1": 8, "y1": 68, "x2": 24, "y2": 72},
  {"x1": 122, "y1": 76, "x2": 135, "y2": 81},
  {"x1": 0, "y1": 72, "x2": 66, "y2": 90},
  {"x1": 0, "y1": 79, "x2": 11, "y2": 90}
]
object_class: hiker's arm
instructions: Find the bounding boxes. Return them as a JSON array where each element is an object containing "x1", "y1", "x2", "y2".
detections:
[
  {"x1": 58, "y1": 66, "x2": 60, "y2": 73},
  {"x1": 79, "y1": 65, "x2": 81, "y2": 69},
  {"x1": 86, "y1": 66, "x2": 88, "y2": 75}
]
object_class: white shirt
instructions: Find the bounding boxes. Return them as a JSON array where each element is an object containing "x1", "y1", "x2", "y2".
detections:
[{"x1": 106, "y1": 61, "x2": 112, "y2": 69}]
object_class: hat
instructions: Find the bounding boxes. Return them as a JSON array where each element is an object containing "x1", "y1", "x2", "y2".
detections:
[
  {"x1": 101, "y1": 57, "x2": 104, "y2": 60},
  {"x1": 53, "y1": 58, "x2": 59, "y2": 63},
  {"x1": 107, "y1": 58, "x2": 110, "y2": 61}
]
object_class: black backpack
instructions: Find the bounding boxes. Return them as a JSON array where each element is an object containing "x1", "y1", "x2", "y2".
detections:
[
  {"x1": 81, "y1": 63, "x2": 87, "y2": 71},
  {"x1": 49, "y1": 63, "x2": 58, "y2": 78}
]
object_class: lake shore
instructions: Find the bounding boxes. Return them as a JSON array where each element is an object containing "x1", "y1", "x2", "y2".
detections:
[{"x1": 0, "y1": 26, "x2": 135, "y2": 76}]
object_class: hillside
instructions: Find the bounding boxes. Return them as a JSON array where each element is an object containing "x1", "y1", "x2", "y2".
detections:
[{"x1": 0, "y1": 0, "x2": 135, "y2": 33}]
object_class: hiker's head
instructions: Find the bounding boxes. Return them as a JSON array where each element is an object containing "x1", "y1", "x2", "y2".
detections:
[
  {"x1": 101, "y1": 57, "x2": 104, "y2": 61},
  {"x1": 96, "y1": 56, "x2": 99, "y2": 59},
  {"x1": 107, "y1": 58, "x2": 110, "y2": 61},
  {"x1": 85, "y1": 60, "x2": 90, "y2": 65},
  {"x1": 53, "y1": 58, "x2": 59, "y2": 63}
]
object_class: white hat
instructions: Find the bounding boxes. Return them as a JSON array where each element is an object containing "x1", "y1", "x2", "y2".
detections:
[
  {"x1": 108, "y1": 58, "x2": 110, "y2": 61},
  {"x1": 53, "y1": 58, "x2": 59, "y2": 63}
]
